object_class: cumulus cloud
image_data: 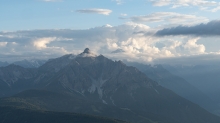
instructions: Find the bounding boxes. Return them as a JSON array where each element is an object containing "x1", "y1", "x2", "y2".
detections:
[
  {"x1": 156, "y1": 20, "x2": 220, "y2": 36},
  {"x1": 33, "y1": 37, "x2": 57, "y2": 49},
  {"x1": 76, "y1": 8, "x2": 112, "y2": 15},
  {"x1": 130, "y1": 12, "x2": 208, "y2": 25},
  {"x1": 183, "y1": 38, "x2": 206, "y2": 54},
  {"x1": 149, "y1": 0, "x2": 220, "y2": 12}
]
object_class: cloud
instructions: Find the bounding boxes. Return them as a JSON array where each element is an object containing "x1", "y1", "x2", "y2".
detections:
[
  {"x1": 111, "y1": 49, "x2": 125, "y2": 53},
  {"x1": 112, "y1": 0, "x2": 123, "y2": 5},
  {"x1": 150, "y1": 0, "x2": 171, "y2": 6},
  {"x1": 33, "y1": 37, "x2": 57, "y2": 49},
  {"x1": 156, "y1": 20, "x2": 220, "y2": 36},
  {"x1": 130, "y1": 12, "x2": 208, "y2": 25},
  {"x1": 76, "y1": 9, "x2": 112, "y2": 15},
  {"x1": 121, "y1": 13, "x2": 127, "y2": 16},
  {"x1": 0, "y1": 42, "x2": 8, "y2": 47},
  {"x1": 183, "y1": 38, "x2": 206, "y2": 54},
  {"x1": 0, "y1": 23, "x2": 166, "y2": 63},
  {"x1": 210, "y1": 6, "x2": 220, "y2": 12},
  {"x1": 0, "y1": 23, "x2": 218, "y2": 64},
  {"x1": 149, "y1": 0, "x2": 220, "y2": 12}
]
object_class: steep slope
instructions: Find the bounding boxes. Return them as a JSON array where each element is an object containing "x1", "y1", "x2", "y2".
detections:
[
  {"x1": 124, "y1": 62, "x2": 219, "y2": 114},
  {"x1": 32, "y1": 54, "x2": 75, "y2": 88}
]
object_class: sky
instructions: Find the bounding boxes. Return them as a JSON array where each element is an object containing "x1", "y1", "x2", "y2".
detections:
[{"x1": 1, "y1": 0, "x2": 220, "y2": 65}]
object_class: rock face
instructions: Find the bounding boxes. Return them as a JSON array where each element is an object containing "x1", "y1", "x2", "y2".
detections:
[
  {"x1": 1, "y1": 48, "x2": 220, "y2": 123},
  {"x1": 77, "y1": 48, "x2": 97, "y2": 58},
  {"x1": 83, "y1": 48, "x2": 90, "y2": 53},
  {"x1": 39, "y1": 55, "x2": 159, "y2": 106}
]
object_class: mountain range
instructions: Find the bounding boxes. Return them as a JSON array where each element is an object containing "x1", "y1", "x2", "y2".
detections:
[
  {"x1": 0, "y1": 48, "x2": 220, "y2": 123},
  {"x1": 124, "y1": 61, "x2": 220, "y2": 115},
  {"x1": 163, "y1": 64, "x2": 220, "y2": 115},
  {"x1": 0, "y1": 59, "x2": 46, "y2": 68}
]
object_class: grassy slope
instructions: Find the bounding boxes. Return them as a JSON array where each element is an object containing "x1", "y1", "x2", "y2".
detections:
[
  {"x1": 0, "y1": 106, "x2": 127, "y2": 123},
  {"x1": 0, "y1": 89, "x2": 159, "y2": 123}
]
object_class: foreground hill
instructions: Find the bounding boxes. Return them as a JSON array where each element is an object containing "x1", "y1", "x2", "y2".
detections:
[
  {"x1": 0, "y1": 89, "x2": 167, "y2": 123},
  {"x1": 0, "y1": 106, "x2": 127, "y2": 123}
]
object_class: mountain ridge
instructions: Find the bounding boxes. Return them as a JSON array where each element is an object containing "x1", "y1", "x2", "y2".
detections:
[{"x1": 1, "y1": 48, "x2": 220, "y2": 123}]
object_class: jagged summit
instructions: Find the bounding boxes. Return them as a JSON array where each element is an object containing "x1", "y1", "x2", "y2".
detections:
[
  {"x1": 77, "y1": 48, "x2": 97, "y2": 58},
  {"x1": 83, "y1": 48, "x2": 91, "y2": 54}
]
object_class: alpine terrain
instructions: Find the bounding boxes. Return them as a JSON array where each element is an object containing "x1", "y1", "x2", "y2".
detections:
[{"x1": 0, "y1": 48, "x2": 220, "y2": 123}]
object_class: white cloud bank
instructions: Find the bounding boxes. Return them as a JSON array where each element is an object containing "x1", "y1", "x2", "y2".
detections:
[{"x1": 0, "y1": 22, "x2": 219, "y2": 64}]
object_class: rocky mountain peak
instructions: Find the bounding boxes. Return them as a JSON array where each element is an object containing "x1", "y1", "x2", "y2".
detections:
[
  {"x1": 77, "y1": 48, "x2": 97, "y2": 58},
  {"x1": 83, "y1": 48, "x2": 90, "y2": 54}
]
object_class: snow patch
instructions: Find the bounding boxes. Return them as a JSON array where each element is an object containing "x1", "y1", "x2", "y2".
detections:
[
  {"x1": 110, "y1": 96, "x2": 116, "y2": 106},
  {"x1": 88, "y1": 75, "x2": 107, "y2": 99},
  {"x1": 154, "y1": 88, "x2": 160, "y2": 94},
  {"x1": 102, "y1": 100, "x2": 108, "y2": 104}
]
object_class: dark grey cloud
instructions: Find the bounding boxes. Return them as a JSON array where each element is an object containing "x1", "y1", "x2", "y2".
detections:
[
  {"x1": 156, "y1": 20, "x2": 220, "y2": 36},
  {"x1": 111, "y1": 49, "x2": 125, "y2": 54}
]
